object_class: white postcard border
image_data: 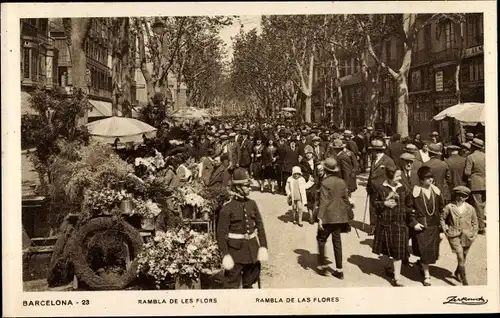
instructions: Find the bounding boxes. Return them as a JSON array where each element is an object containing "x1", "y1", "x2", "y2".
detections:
[{"x1": 2, "y1": 1, "x2": 498, "y2": 316}]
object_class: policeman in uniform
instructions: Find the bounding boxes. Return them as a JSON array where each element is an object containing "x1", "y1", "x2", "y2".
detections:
[{"x1": 217, "y1": 168, "x2": 269, "y2": 288}]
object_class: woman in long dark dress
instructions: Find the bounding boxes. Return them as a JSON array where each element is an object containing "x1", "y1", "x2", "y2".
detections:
[
  {"x1": 262, "y1": 139, "x2": 278, "y2": 193},
  {"x1": 251, "y1": 137, "x2": 265, "y2": 191},
  {"x1": 372, "y1": 167, "x2": 409, "y2": 287},
  {"x1": 408, "y1": 166, "x2": 445, "y2": 286}
]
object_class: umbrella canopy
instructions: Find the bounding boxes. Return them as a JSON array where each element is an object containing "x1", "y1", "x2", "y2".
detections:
[
  {"x1": 86, "y1": 116, "x2": 157, "y2": 143},
  {"x1": 433, "y1": 102, "x2": 484, "y2": 125},
  {"x1": 281, "y1": 107, "x2": 297, "y2": 112}
]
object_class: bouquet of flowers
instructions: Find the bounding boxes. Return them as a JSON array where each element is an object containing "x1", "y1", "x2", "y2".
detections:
[
  {"x1": 171, "y1": 182, "x2": 208, "y2": 211},
  {"x1": 131, "y1": 198, "x2": 162, "y2": 219},
  {"x1": 137, "y1": 228, "x2": 221, "y2": 289},
  {"x1": 83, "y1": 188, "x2": 131, "y2": 214},
  {"x1": 134, "y1": 149, "x2": 166, "y2": 176}
]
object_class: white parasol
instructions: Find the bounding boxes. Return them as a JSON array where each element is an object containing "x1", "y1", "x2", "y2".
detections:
[
  {"x1": 433, "y1": 102, "x2": 484, "y2": 126},
  {"x1": 86, "y1": 116, "x2": 157, "y2": 144}
]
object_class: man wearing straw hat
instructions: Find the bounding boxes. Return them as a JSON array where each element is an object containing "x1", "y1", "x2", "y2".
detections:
[
  {"x1": 217, "y1": 168, "x2": 269, "y2": 288},
  {"x1": 464, "y1": 138, "x2": 486, "y2": 234}
]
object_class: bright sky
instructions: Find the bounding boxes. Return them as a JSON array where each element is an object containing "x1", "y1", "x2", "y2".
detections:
[{"x1": 219, "y1": 15, "x2": 262, "y2": 61}]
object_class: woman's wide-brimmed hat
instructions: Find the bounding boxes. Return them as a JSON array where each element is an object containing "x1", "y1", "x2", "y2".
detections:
[
  {"x1": 323, "y1": 157, "x2": 340, "y2": 172},
  {"x1": 368, "y1": 139, "x2": 386, "y2": 150},
  {"x1": 304, "y1": 145, "x2": 314, "y2": 154}
]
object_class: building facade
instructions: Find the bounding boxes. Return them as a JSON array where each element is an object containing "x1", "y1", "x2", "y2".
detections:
[
  {"x1": 21, "y1": 18, "x2": 59, "y2": 114},
  {"x1": 313, "y1": 14, "x2": 484, "y2": 138},
  {"x1": 49, "y1": 18, "x2": 139, "y2": 121}
]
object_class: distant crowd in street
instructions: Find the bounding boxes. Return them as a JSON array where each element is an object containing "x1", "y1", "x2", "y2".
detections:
[{"x1": 113, "y1": 116, "x2": 485, "y2": 288}]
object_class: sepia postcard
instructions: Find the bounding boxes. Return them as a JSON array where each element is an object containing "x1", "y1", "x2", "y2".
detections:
[{"x1": 2, "y1": 1, "x2": 499, "y2": 316}]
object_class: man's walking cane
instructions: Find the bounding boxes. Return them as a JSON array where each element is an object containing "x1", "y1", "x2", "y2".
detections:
[
  {"x1": 257, "y1": 262, "x2": 262, "y2": 289},
  {"x1": 362, "y1": 194, "x2": 370, "y2": 232}
]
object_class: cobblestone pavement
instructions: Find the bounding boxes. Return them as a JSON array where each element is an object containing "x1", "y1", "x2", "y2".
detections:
[{"x1": 251, "y1": 174, "x2": 487, "y2": 288}]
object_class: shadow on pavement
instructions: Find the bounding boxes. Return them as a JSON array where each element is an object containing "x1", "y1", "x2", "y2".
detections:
[
  {"x1": 347, "y1": 254, "x2": 391, "y2": 284},
  {"x1": 277, "y1": 210, "x2": 295, "y2": 224},
  {"x1": 359, "y1": 238, "x2": 373, "y2": 247},
  {"x1": 350, "y1": 220, "x2": 372, "y2": 234},
  {"x1": 294, "y1": 249, "x2": 331, "y2": 274}
]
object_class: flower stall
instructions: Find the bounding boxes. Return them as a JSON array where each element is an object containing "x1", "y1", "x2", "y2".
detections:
[{"x1": 46, "y1": 141, "x2": 228, "y2": 290}]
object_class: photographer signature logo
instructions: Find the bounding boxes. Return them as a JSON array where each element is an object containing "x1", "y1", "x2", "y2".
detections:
[{"x1": 443, "y1": 296, "x2": 488, "y2": 305}]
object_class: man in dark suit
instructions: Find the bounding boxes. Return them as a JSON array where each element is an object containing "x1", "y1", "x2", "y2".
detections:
[
  {"x1": 208, "y1": 153, "x2": 232, "y2": 188},
  {"x1": 386, "y1": 133, "x2": 405, "y2": 168},
  {"x1": 424, "y1": 143, "x2": 452, "y2": 202},
  {"x1": 311, "y1": 136, "x2": 325, "y2": 161},
  {"x1": 334, "y1": 139, "x2": 359, "y2": 195},
  {"x1": 344, "y1": 130, "x2": 360, "y2": 159},
  {"x1": 238, "y1": 129, "x2": 253, "y2": 173},
  {"x1": 464, "y1": 138, "x2": 486, "y2": 234},
  {"x1": 399, "y1": 153, "x2": 419, "y2": 191},
  {"x1": 353, "y1": 129, "x2": 367, "y2": 173},
  {"x1": 366, "y1": 139, "x2": 396, "y2": 235},
  {"x1": 316, "y1": 158, "x2": 354, "y2": 279},
  {"x1": 445, "y1": 145, "x2": 467, "y2": 189}
]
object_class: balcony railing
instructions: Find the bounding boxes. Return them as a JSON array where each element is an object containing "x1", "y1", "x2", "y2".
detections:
[
  {"x1": 412, "y1": 49, "x2": 430, "y2": 66},
  {"x1": 21, "y1": 21, "x2": 54, "y2": 46},
  {"x1": 432, "y1": 48, "x2": 459, "y2": 63}
]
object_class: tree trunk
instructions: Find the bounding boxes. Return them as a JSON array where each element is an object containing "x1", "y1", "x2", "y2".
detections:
[
  {"x1": 63, "y1": 18, "x2": 91, "y2": 125},
  {"x1": 119, "y1": 19, "x2": 132, "y2": 117},
  {"x1": 331, "y1": 53, "x2": 344, "y2": 128},
  {"x1": 395, "y1": 73, "x2": 409, "y2": 137}
]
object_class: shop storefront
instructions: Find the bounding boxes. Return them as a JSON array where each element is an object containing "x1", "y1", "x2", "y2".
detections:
[{"x1": 409, "y1": 93, "x2": 434, "y2": 138}]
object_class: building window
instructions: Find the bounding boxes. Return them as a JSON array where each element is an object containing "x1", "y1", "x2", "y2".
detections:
[
  {"x1": 30, "y1": 49, "x2": 39, "y2": 80},
  {"x1": 468, "y1": 58, "x2": 484, "y2": 82},
  {"x1": 385, "y1": 41, "x2": 391, "y2": 61},
  {"x1": 466, "y1": 13, "x2": 483, "y2": 47},
  {"x1": 410, "y1": 69, "x2": 422, "y2": 92},
  {"x1": 443, "y1": 22, "x2": 455, "y2": 49},
  {"x1": 346, "y1": 60, "x2": 351, "y2": 76}
]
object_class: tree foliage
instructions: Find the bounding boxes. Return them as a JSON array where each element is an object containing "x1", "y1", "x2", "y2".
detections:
[{"x1": 21, "y1": 87, "x2": 91, "y2": 193}]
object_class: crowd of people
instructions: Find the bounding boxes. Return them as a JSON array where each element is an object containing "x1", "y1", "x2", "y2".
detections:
[{"x1": 116, "y1": 117, "x2": 486, "y2": 288}]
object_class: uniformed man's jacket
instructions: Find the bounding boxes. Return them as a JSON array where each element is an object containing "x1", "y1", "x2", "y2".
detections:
[{"x1": 217, "y1": 197, "x2": 268, "y2": 264}]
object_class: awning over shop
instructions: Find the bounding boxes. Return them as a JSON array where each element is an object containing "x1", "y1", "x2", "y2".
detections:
[
  {"x1": 21, "y1": 91, "x2": 36, "y2": 115},
  {"x1": 88, "y1": 99, "x2": 122, "y2": 118}
]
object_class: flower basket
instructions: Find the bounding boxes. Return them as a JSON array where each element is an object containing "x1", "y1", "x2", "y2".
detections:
[{"x1": 120, "y1": 199, "x2": 133, "y2": 214}]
